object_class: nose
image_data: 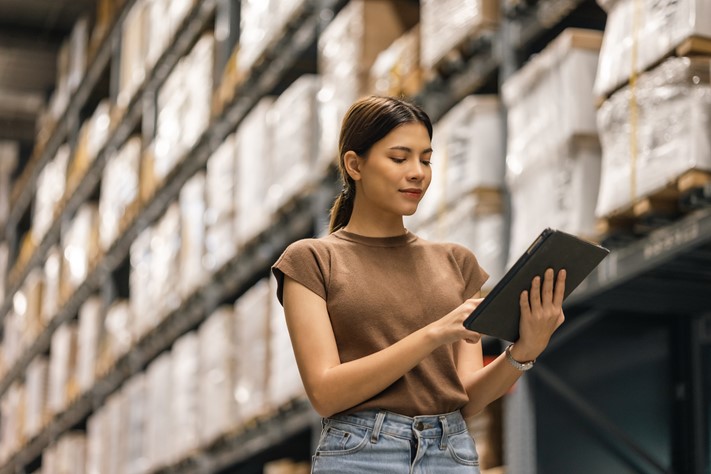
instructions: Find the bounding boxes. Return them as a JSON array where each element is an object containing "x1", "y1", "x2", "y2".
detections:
[{"x1": 407, "y1": 161, "x2": 426, "y2": 181}]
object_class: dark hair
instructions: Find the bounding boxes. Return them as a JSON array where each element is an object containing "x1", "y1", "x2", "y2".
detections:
[{"x1": 329, "y1": 96, "x2": 433, "y2": 233}]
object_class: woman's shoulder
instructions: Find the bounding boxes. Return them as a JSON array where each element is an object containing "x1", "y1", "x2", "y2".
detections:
[
  {"x1": 414, "y1": 235, "x2": 477, "y2": 259},
  {"x1": 281, "y1": 233, "x2": 341, "y2": 258}
]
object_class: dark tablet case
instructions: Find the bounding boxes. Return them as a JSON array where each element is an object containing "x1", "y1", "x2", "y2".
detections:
[{"x1": 463, "y1": 228, "x2": 610, "y2": 342}]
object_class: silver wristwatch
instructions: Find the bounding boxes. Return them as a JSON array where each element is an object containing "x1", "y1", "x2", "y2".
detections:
[{"x1": 505, "y1": 344, "x2": 535, "y2": 371}]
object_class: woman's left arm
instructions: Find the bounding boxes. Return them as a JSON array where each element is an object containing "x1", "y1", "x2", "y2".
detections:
[{"x1": 457, "y1": 268, "x2": 566, "y2": 418}]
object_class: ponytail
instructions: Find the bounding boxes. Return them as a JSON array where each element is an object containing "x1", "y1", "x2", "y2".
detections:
[{"x1": 329, "y1": 181, "x2": 355, "y2": 233}]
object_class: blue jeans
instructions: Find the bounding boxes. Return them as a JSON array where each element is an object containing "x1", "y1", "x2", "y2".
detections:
[{"x1": 311, "y1": 409, "x2": 480, "y2": 473}]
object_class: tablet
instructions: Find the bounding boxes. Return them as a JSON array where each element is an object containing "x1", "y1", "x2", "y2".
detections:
[{"x1": 463, "y1": 228, "x2": 609, "y2": 342}]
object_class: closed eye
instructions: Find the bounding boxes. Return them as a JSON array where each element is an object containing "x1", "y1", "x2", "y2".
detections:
[{"x1": 389, "y1": 157, "x2": 406, "y2": 164}]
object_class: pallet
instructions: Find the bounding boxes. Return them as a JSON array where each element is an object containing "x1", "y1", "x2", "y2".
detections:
[{"x1": 596, "y1": 169, "x2": 711, "y2": 245}]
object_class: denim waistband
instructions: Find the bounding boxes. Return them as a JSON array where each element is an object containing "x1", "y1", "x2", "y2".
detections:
[{"x1": 326, "y1": 409, "x2": 468, "y2": 443}]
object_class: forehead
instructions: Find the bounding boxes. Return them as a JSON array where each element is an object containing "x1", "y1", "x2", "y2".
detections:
[{"x1": 376, "y1": 122, "x2": 431, "y2": 148}]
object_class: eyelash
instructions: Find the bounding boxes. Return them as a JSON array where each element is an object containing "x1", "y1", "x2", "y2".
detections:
[{"x1": 390, "y1": 157, "x2": 432, "y2": 166}]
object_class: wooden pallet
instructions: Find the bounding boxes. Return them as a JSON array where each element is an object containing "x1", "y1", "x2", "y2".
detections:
[{"x1": 596, "y1": 169, "x2": 711, "y2": 244}]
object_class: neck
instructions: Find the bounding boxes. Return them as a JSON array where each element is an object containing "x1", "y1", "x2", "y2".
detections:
[{"x1": 343, "y1": 201, "x2": 407, "y2": 238}]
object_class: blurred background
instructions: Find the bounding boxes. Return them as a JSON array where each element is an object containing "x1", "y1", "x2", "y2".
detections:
[{"x1": 0, "y1": 0, "x2": 709, "y2": 472}]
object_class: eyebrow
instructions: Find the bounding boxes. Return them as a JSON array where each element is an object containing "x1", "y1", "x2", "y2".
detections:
[{"x1": 388, "y1": 146, "x2": 434, "y2": 154}]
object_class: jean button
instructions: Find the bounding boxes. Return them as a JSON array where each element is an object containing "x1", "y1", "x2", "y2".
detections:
[{"x1": 415, "y1": 421, "x2": 424, "y2": 430}]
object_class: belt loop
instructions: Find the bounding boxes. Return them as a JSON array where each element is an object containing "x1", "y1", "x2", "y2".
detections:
[
  {"x1": 371, "y1": 411, "x2": 386, "y2": 443},
  {"x1": 439, "y1": 415, "x2": 449, "y2": 450}
]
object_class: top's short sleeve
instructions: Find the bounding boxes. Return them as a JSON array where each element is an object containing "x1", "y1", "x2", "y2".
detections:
[
  {"x1": 271, "y1": 239, "x2": 330, "y2": 306},
  {"x1": 450, "y1": 243, "x2": 490, "y2": 298}
]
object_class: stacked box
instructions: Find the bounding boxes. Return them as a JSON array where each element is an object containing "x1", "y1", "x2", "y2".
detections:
[
  {"x1": 67, "y1": 17, "x2": 88, "y2": 93},
  {"x1": 67, "y1": 101, "x2": 111, "y2": 195},
  {"x1": 205, "y1": 136, "x2": 237, "y2": 272},
  {"x1": 179, "y1": 172, "x2": 207, "y2": 298},
  {"x1": 129, "y1": 229, "x2": 154, "y2": 339},
  {"x1": 146, "y1": 353, "x2": 172, "y2": 470},
  {"x1": 41, "y1": 247, "x2": 62, "y2": 325},
  {"x1": 596, "y1": 57, "x2": 711, "y2": 217},
  {"x1": 0, "y1": 141, "x2": 18, "y2": 230},
  {"x1": 198, "y1": 307, "x2": 238, "y2": 444},
  {"x1": 234, "y1": 280, "x2": 270, "y2": 423},
  {"x1": 0, "y1": 243, "x2": 6, "y2": 306},
  {"x1": 105, "y1": 391, "x2": 128, "y2": 474},
  {"x1": 124, "y1": 374, "x2": 148, "y2": 474},
  {"x1": 118, "y1": 0, "x2": 148, "y2": 109},
  {"x1": 16, "y1": 268, "x2": 44, "y2": 350},
  {"x1": 594, "y1": 0, "x2": 711, "y2": 100},
  {"x1": 317, "y1": 0, "x2": 419, "y2": 166},
  {"x1": 86, "y1": 409, "x2": 106, "y2": 474},
  {"x1": 502, "y1": 29, "x2": 603, "y2": 261},
  {"x1": 153, "y1": 33, "x2": 214, "y2": 184},
  {"x1": 60, "y1": 203, "x2": 99, "y2": 302},
  {"x1": 77, "y1": 297, "x2": 102, "y2": 393},
  {"x1": 48, "y1": 42, "x2": 70, "y2": 121},
  {"x1": 48, "y1": 323, "x2": 78, "y2": 415},
  {"x1": 2, "y1": 311, "x2": 22, "y2": 372},
  {"x1": 268, "y1": 75, "x2": 320, "y2": 213},
  {"x1": 99, "y1": 137, "x2": 141, "y2": 252},
  {"x1": 370, "y1": 25, "x2": 422, "y2": 97},
  {"x1": 268, "y1": 278, "x2": 305, "y2": 408},
  {"x1": 237, "y1": 0, "x2": 279, "y2": 75},
  {"x1": 420, "y1": 0, "x2": 498, "y2": 70},
  {"x1": 416, "y1": 194, "x2": 506, "y2": 293},
  {"x1": 98, "y1": 300, "x2": 133, "y2": 375},
  {"x1": 0, "y1": 383, "x2": 25, "y2": 462},
  {"x1": 145, "y1": 0, "x2": 171, "y2": 71},
  {"x1": 234, "y1": 98, "x2": 275, "y2": 245},
  {"x1": 24, "y1": 356, "x2": 49, "y2": 440},
  {"x1": 151, "y1": 204, "x2": 181, "y2": 319},
  {"x1": 45, "y1": 432, "x2": 86, "y2": 474},
  {"x1": 33, "y1": 144, "x2": 70, "y2": 243},
  {"x1": 170, "y1": 332, "x2": 200, "y2": 463}
]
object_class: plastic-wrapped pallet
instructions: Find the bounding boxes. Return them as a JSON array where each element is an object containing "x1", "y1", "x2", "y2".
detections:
[
  {"x1": 198, "y1": 306, "x2": 238, "y2": 444},
  {"x1": 205, "y1": 135, "x2": 237, "y2": 272},
  {"x1": 0, "y1": 141, "x2": 18, "y2": 230},
  {"x1": 370, "y1": 25, "x2": 422, "y2": 97},
  {"x1": 268, "y1": 277, "x2": 305, "y2": 408},
  {"x1": 153, "y1": 33, "x2": 214, "y2": 184},
  {"x1": 268, "y1": 75, "x2": 320, "y2": 213},
  {"x1": 596, "y1": 57, "x2": 711, "y2": 217},
  {"x1": 97, "y1": 299, "x2": 133, "y2": 376},
  {"x1": 594, "y1": 0, "x2": 711, "y2": 100},
  {"x1": 124, "y1": 374, "x2": 148, "y2": 474},
  {"x1": 234, "y1": 279, "x2": 270, "y2": 423},
  {"x1": 77, "y1": 297, "x2": 102, "y2": 393},
  {"x1": 151, "y1": 203, "x2": 181, "y2": 320},
  {"x1": 33, "y1": 144, "x2": 70, "y2": 243},
  {"x1": 179, "y1": 172, "x2": 207, "y2": 298},
  {"x1": 420, "y1": 0, "x2": 499, "y2": 71},
  {"x1": 503, "y1": 29, "x2": 603, "y2": 262},
  {"x1": 235, "y1": 98, "x2": 276, "y2": 245},
  {"x1": 99, "y1": 136, "x2": 141, "y2": 252},
  {"x1": 41, "y1": 246, "x2": 62, "y2": 325},
  {"x1": 170, "y1": 332, "x2": 200, "y2": 463},
  {"x1": 130, "y1": 229, "x2": 154, "y2": 340},
  {"x1": 146, "y1": 353, "x2": 172, "y2": 470},
  {"x1": 24, "y1": 356, "x2": 49, "y2": 440},
  {"x1": 317, "y1": 0, "x2": 419, "y2": 166},
  {"x1": 60, "y1": 203, "x2": 99, "y2": 303},
  {"x1": 48, "y1": 322, "x2": 78, "y2": 415}
]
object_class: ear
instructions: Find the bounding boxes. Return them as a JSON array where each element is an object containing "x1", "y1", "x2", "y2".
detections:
[{"x1": 343, "y1": 150, "x2": 363, "y2": 182}]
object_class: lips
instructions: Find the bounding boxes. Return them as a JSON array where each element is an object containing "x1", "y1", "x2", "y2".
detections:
[{"x1": 399, "y1": 188, "x2": 423, "y2": 198}]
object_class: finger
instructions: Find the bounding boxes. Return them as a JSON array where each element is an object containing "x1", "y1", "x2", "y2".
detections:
[
  {"x1": 529, "y1": 276, "x2": 542, "y2": 312},
  {"x1": 542, "y1": 268, "x2": 554, "y2": 304},
  {"x1": 520, "y1": 290, "x2": 531, "y2": 320},
  {"x1": 553, "y1": 269, "x2": 566, "y2": 307},
  {"x1": 465, "y1": 332, "x2": 481, "y2": 344}
]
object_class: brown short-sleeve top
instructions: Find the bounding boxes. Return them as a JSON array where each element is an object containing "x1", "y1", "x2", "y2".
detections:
[{"x1": 271, "y1": 229, "x2": 489, "y2": 417}]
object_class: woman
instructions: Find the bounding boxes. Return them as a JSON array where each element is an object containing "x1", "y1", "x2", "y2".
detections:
[{"x1": 272, "y1": 96, "x2": 565, "y2": 472}]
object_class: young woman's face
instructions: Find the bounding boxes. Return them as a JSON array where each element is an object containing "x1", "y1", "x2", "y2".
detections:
[{"x1": 355, "y1": 122, "x2": 433, "y2": 217}]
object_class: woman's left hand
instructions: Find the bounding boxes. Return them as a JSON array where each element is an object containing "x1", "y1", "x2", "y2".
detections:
[{"x1": 513, "y1": 268, "x2": 566, "y2": 361}]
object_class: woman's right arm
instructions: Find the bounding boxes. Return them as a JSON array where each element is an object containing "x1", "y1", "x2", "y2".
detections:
[{"x1": 283, "y1": 275, "x2": 481, "y2": 417}]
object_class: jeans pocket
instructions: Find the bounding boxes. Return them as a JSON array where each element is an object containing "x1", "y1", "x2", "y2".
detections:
[
  {"x1": 446, "y1": 430, "x2": 480, "y2": 466},
  {"x1": 315, "y1": 423, "x2": 369, "y2": 456}
]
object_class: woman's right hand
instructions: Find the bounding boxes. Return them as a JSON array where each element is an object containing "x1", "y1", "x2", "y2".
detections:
[{"x1": 429, "y1": 297, "x2": 484, "y2": 346}]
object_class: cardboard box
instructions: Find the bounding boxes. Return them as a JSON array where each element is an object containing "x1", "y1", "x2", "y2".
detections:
[
  {"x1": 130, "y1": 229, "x2": 155, "y2": 340},
  {"x1": 25, "y1": 356, "x2": 49, "y2": 439},
  {"x1": 370, "y1": 25, "x2": 422, "y2": 97},
  {"x1": 77, "y1": 297, "x2": 102, "y2": 393},
  {"x1": 179, "y1": 172, "x2": 207, "y2": 299},
  {"x1": 146, "y1": 353, "x2": 172, "y2": 470},
  {"x1": 118, "y1": 0, "x2": 147, "y2": 109},
  {"x1": 98, "y1": 299, "x2": 133, "y2": 375},
  {"x1": 33, "y1": 145, "x2": 70, "y2": 243},
  {"x1": 41, "y1": 246, "x2": 62, "y2": 325},
  {"x1": 48, "y1": 323, "x2": 78, "y2": 415},
  {"x1": 60, "y1": 203, "x2": 99, "y2": 303},
  {"x1": 170, "y1": 332, "x2": 200, "y2": 462},
  {"x1": 205, "y1": 135, "x2": 237, "y2": 272},
  {"x1": 124, "y1": 374, "x2": 148, "y2": 474}
]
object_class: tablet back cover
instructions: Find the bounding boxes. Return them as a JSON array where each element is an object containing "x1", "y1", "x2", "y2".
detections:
[{"x1": 463, "y1": 228, "x2": 609, "y2": 342}]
